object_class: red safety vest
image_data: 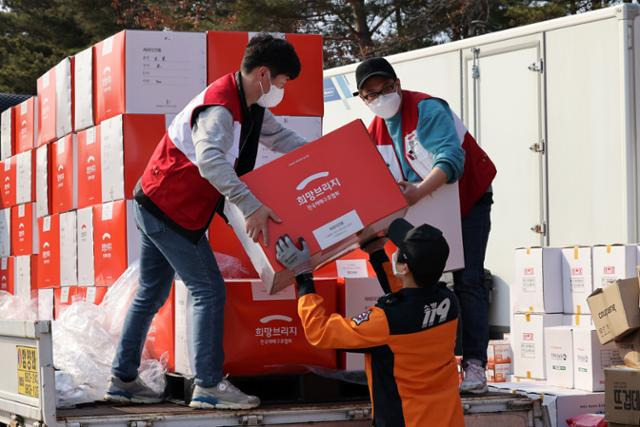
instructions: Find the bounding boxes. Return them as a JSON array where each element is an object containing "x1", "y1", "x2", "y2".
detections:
[{"x1": 368, "y1": 90, "x2": 496, "y2": 217}]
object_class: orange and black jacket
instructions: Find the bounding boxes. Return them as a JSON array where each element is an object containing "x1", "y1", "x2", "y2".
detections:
[{"x1": 297, "y1": 251, "x2": 464, "y2": 427}]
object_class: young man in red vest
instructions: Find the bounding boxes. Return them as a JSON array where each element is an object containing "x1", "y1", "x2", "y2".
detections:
[
  {"x1": 354, "y1": 57, "x2": 496, "y2": 394},
  {"x1": 105, "y1": 34, "x2": 307, "y2": 409}
]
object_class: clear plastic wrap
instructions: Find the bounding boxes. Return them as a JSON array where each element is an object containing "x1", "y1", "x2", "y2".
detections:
[
  {"x1": 0, "y1": 291, "x2": 37, "y2": 320},
  {"x1": 214, "y1": 251, "x2": 249, "y2": 277},
  {"x1": 53, "y1": 263, "x2": 167, "y2": 407}
]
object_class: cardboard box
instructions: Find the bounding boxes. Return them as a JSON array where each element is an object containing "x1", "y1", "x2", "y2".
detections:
[
  {"x1": 11, "y1": 203, "x2": 37, "y2": 255},
  {"x1": 16, "y1": 150, "x2": 34, "y2": 205},
  {"x1": 544, "y1": 326, "x2": 574, "y2": 388},
  {"x1": 94, "y1": 30, "x2": 206, "y2": 124},
  {"x1": 615, "y1": 328, "x2": 640, "y2": 369},
  {"x1": 77, "y1": 126, "x2": 101, "y2": 208},
  {"x1": 573, "y1": 327, "x2": 621, "y2": 392},
  {"x1": 207, "y1": 32, "x2": 323, "y2": 117},
  {"x1": 340, "y1": 277, "x2": 385, "y2": 371},
  {"x1": 99, "y1": 114, "x2": 167, "y2": 203},
  {"x1": 175, "y1": 279, "x2": 337, "y2": 376},
  {"x1": 587, "y1": 277, "x2": 640, "y2": 344},
  {"x1": 0, "y1": 257, "x2": 14, "y2": 294},
  {"x1": 51, "y1": 134, "x2": 77, "y2": 213},
  {"x1": 1, "y1": 106, "x2": 14, "y2": 160},
  {"x1": 38, "y1": 288, "x2": 54, "y2": 320},
  {"x1": 512, "y1": 313, "x2": 563, "y2": 380},
  {"x1": 563, "y1": 314, "x2": 595, "y2": 328},
  {"x1": 486, "y1": 363, "x2": 511, "y2": 383},
  {"x1": 1, "y1": 156, "x2": 16, "y2": 208},
  {"x1": 59, "y1": 211, "x2": 77, "y2": 286},
  {"x1": 592, "y1": 244, "x2": 637, "y2": 288},
  {"x1": 513, "y1": 247, "x2": 563, "y2": 313},
  {"x1": 36, "y1": 215, "x2": 60, "y2": 288},
  {"x1": 14, "y1": 97, "x2": 37, "y2": 154},
  {"x1": 92, "y1": 200, "x2": 140, "y2": 286},
  {"x1": 13, "y1": 255, "x2": 35, "y2": 300},
  {"x1": 488, "y1": 340, "x2": 513, "y2": 369},
  {"x1": 35, "y1": 144, "x2": 52, "y2": 218},
  {"x1": 605, "y1": 367, "x2": 640, "y2": 425},
  {"x1": 74, "y1": 46, "x2": 95, "y2": 131},
  {"x1": 76, "y1": 207, "x2": 94, "y2": 286},
  {"x1": 562, "y1": 246, "x2": 593, "y2": 314},
  {"x1": 0, "y1": 208, "x2": 10, "y2": 257},
  {"x1": 36, "y1": 58, "x2": 73, "y2": 146},
  {"x1": 224, "y1": 120, "x2": 407, "y2": 294}
]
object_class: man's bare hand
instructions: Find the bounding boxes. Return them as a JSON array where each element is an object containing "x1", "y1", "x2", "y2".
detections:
[{"x1": 245, "y1": 205, "x2": 282, "y2": 246}]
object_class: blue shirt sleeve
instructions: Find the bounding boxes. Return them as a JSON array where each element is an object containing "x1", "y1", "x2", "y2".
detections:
[{"x1": 416, "y1": 99, "x2": 465, "y2": 183}]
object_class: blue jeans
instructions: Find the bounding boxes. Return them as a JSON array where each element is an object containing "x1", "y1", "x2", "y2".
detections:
[
  {"x1": 453, "y1": 195, "x2": 492, "y2": 367},
  {"x1": 111, "y1": 202, "x2": 226, "y2": 387}
]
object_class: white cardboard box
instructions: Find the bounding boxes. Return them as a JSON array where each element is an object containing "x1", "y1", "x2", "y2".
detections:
[
  {"x1": 0, "y1": 208, "x2": 10, "y2": 257},
  {"x1": 563, "y1": 314, "x2": 594, "y2": 328},
  {"x1": 561, "y1": 246, "x2": 593, "y2": 314},
  {"x1": 1, "y1": 107, "x2": 13, "y2": 160},
  {"x1": 74, "y1": 46, "x2": 94, "y2": 131},
  {"x1": 174, "y1": 279, "x2": 194, "y2": 376},
  {"x1": 573, "y1": 327, "x2": 622, "y2": 392},
  {"x1": 38, "y1": 288, "x2": 54, "y2": 320},
  {"x1": 544, "y1": 326, "x2": 574, "y2": 388},
  {"x1": 16, "y1": 150, "x2": 33, "y2": 205},
  {"x1": 54, "y1": 57, "x2": 73, "y2": 138},
  {"x1": 512, "y1": 313, "x2": 563, "y2": 380},
  {"x1": 592, "y1": 244, "x2": 637, "y2": 288},
  {"x1": 35, "y1": 144, "x2": 50, "y2": 218},
  {"x1": 59, "y1": 211, "x2": 77, "y2": 286},
  {"x1": 76, "y1": 207, "x2": 94, "y2": 286},
  {"x1": 513, "y1": 247, "x2": 563, "y2": 313},
  {"x1": 14, "y1": 255, "x2": 32, "y2": 300}
]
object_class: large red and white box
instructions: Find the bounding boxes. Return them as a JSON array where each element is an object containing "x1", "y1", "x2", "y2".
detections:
[
  {"x1": 1, "y1": 106, "x2": 14, "y2": 160},
  {"x1": 592, "y1": 244, "x2": 637, "y2": 288},
  {"x1": 77, "y1": 126, "x2": 101, "y2": 208},
  {"x1": 1, "y1": 156, "x2": 16, "y2": 208},
  {"x1": 224, "y1": 120, "x2": 407, "y2": 294},
  {"x1": 76, "y1": 207, "x2": 94, "y2": 286},
  {"x1": 339, "y1": 277, "x2": 385, "y2": 371},
  {"x1": 37, "y1": 57, "x2": 73, "y2": 146},
  {"x1": 512, "y1": 313, "x2": 563, "y2": 380},
  {"x1": 35, "y1": 144, "x2": 52, "y2": 218},
  {"x1": 74, "y1": 46, "x2": 95, "y2": 131},
  {"x1": 562, "y1": 246, "x2": 593, "y2": 314},
  {"x1": 93, "y1": 200, "x2": 140, "y2": 286},
  {"x1": 36, "y1": 214, "x2": 60, "y2": 288},
  {"x1": 207, "y1": 31, "x2": 323, "y2": 117},
  {"x1": 14, "y1": 97, "x2": 37, "y2": 154},
  {"x1": 513, "y1": 247, "x2": 563, "y2": 314},
  {"x1": 94, "y1": 30, "x2": 206, "y2": 124},
  {"x1": 175, "y1": 279, "x2": 337, "y2": 376},
  {"x1": 0, "y1": 257, "x2": 13, "y2": 294},
  {"x1": 11, "y1": 203, "x2": 37, "y2": 255},
  {"x1": 16, "y1": 150, "x2": 34, "y2": 205},
  {"x1": 51, "y1": 134, "x2": 78, "y2": 213},
  {"x1": 99, "y1": 114, "x2": 167, "y2": 203},
  {"x1": 59, "y1": 211, "x2": 77, "y2": 286},
  {"x1": 0, "y1": 208, "x2": 10, "y2": 257}
]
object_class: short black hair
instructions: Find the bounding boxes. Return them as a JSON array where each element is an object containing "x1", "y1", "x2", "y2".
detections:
[{"x1": 241, "y1": 33, "x2": 301, "y2": 80}]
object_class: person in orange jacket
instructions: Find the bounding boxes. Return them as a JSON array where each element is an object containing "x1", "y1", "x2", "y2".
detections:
[{"x1": 276, "y1": 219, "x2": 464, "y2": 427}]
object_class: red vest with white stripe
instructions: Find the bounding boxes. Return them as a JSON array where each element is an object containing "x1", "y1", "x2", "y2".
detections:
[
  {"x1": 140, "y1": 73, "x2": 245, "y2": 233},
  {"x1": 368, "y1": 90, "x2": 496, "y2": 218}
]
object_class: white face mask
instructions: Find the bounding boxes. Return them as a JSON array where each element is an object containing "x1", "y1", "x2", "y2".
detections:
[
  {"x1": 257, "y1": 73, "x2": 285, "y2": 108},
  {"x1": 367, "y1": 92, "x2": 401, "y2": 119}
]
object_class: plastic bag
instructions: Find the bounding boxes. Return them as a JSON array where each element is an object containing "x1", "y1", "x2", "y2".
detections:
[
  {"x1": 214, "y1": 251, "x2": 249, "y2": 277},
  {"x1": 0, "y1": 291, "x2": 37, "y2": 320},
  {"x1": 53, "y1": 263, "x2": 167, "y2": 407}
]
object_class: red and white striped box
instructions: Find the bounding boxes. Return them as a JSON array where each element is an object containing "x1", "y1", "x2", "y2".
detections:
[
  {"x1": 1, "y1": 156, "x2": 16, "y2": 208},
  {"x1": 51, "y1": 134, "x2": 78, "y2": 214},
  {"x1": 37, "y1": 57, "x2": 74, "y2": 146},
  {"x1": 14, "y1": 97, "x2": 38, "y2": 154},
  {"x1": 77, "y1": 126, "x2": 101, "y2": 209}
]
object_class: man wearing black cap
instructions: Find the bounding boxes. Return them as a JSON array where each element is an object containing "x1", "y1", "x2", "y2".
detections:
[
  {"x1": 353, "y1": 57, "x2": 496, "y2": 394},
  {"x1": 275, "y1": 219, "x2": 464, "y2": 427}
]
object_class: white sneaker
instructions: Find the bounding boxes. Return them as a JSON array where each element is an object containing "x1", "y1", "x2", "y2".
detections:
[
  {"x1": 460, "y1": 360, "x2": 488, "y2": 394},
  {"x1": 189, "y1": 377, "x2": 260, "y2": 410}
]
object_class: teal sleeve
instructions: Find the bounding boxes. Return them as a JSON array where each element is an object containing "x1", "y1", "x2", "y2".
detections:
[{"x1": 416, "y1": 99, "x2": 465, "y2": 183}]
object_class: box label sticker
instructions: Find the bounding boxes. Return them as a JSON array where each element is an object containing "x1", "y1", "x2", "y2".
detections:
[
  {"x1": 313, "y1": 210, "x2": 364, "y2": 250},
  {"x1": 20, "y1": 102, "x2": 27, "y2": 115},
  {"x1": 102, "y1": 202, "x2": 113, "y2": 221},
  {"x1": 102, "y1": 36, "x2": 114, "y2": 55},
  {"x1": 87, "y1": 128, "x2": 96, "y2": 144},
  {"x1": 86, "y1": 286, "x2": 97, "y2": 304},
  {"x1": 16, "y1": 346, "x2": 39, "y2": 398},
  {"x1": 43, "y1": 216, "x2": 51, "y2": 232},
  {"x1": 336, "y1": 259, "x2": 369, "y2": 278},
  {"x1": 18, "y1": 204, "x2": 25, "y2": 217},
  {"x1": 61, "y1": 287, "x2": 70, "y2": 303}
]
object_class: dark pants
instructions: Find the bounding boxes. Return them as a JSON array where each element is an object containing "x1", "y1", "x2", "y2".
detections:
[{"x1": 453, "y1": 194, "x2": 492, "y2": 367}]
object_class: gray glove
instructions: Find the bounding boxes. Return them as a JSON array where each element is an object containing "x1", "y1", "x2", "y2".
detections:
[{"x1": 276, "y1": 235, "x2": 312, "y2": 275}]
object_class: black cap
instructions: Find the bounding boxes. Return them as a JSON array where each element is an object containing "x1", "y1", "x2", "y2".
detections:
[
  {"x1": 352, "y1": 57, "x2": 397, "y2": 96},
  {"x1": 387, "y1": 218, "x2": 449, "y2": 286}
]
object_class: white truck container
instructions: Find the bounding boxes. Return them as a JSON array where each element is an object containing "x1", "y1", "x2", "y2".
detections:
[{"x1": 323, "y1": 3, "x2": 640, "y2": 328}]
